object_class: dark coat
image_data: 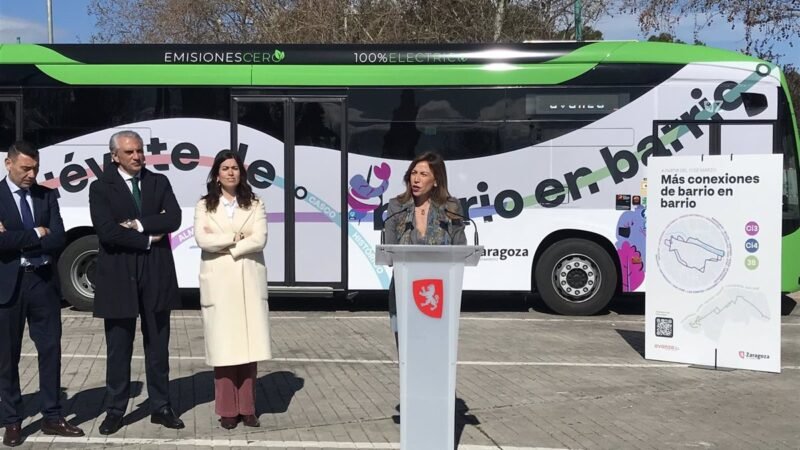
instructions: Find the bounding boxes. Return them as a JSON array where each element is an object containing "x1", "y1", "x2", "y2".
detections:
[
  {"x1": 89, "y1": 165, "x2": 181, "y2": 319},
  {"x1": 0, "y1": 179, "x2": 65, "y2": 305}
]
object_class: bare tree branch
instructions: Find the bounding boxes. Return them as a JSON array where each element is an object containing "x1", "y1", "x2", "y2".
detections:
[{"x1": 89, "y1": 0, "x2": 610, "y2": 44}]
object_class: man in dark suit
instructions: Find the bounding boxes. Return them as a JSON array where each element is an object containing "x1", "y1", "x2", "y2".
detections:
[
  {"x1": 89, "y1": 130, "x2": 184, "y2": 434},
  {"x1": 0, "y1": 141, "x2": 85, "y2": 447}
]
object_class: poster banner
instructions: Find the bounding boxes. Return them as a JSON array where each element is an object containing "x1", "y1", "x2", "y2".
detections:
[{"x1": 645, "y1": 154, "x2": 782, "y2": 372}]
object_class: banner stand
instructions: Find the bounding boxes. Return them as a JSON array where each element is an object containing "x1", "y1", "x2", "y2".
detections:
[
  {"x1": 645, "y1": 154, "x2": 782, "y2": 373},
  {"x1": 689, "y1": 349, "x2": 736, "y2": 371}
]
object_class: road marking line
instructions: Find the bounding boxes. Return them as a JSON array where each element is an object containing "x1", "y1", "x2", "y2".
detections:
[
  {"x1": 22, "y1": 436, "x2": 567, "y2": 449},
  {"x1": 60, "y1": 314, "x2": 800, "y2": 325},
  {"x1": 24, "y1": 353, "x2": 800, "y2": 369}
]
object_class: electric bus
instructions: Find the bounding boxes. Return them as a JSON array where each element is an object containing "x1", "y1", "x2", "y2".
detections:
[{"x1": 1, "y1": 41, "x2": 798, "y2": 314}]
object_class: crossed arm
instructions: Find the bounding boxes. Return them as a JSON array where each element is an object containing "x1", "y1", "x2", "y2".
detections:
[
  {"x1": 90, "y1": 182, "x2": 150, "y2": 250},
  {"x1": 89, "y1": 177, "x2": 181, "y2": 250},
  {"x1": 194, "y1": 200, "x2": 267, "y2": 257},
  {"x1": 0, "y1": 191, "x2": 65, "y2": 253}
]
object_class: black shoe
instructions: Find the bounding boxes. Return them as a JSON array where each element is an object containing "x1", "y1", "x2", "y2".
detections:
[
  {"x1": 98, "y1": 413, "x2": 124, "y2": 435},
  {"x1": 240, "y1": 414, "x2": 260, "y2": 428},
  {"x1": 219, "y1": 416, "x2": 239, "y2": 430},
  {"x1": 3, "y1": 423, "x2": 22, "y2": 447},
  {"x1": 41, "y1": 417, "x2": 85, "y2": 437},
  {"x1": 150, "y1": 405, "x2": 185, "y2": 429}
]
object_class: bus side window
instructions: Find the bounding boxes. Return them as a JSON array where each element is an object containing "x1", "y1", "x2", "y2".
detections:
[
  {"x1": 505, "y1": 87, "x2": 643, "y2": 121},
  {"x1": 348, "y1": 121, "x2": 503, "y2": 161},
  {"x1": 348, "y1": 88, "x2": 505, "y2": 122},
  {"x1": 21, "y1": 87, "x2": 229, "y2": 150},
  {"x1": 0, "y1": 100, "x2": 18, "y2": 151}
]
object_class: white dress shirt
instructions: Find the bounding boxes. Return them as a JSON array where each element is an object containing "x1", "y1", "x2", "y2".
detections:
[
  {"x1": 117, "y1": 168, "x2": 151, "y2": 248},
  {"x1": 221, "y1": 196, "x2": 238, "y2": 221},
  {"x1": 5, "y1": 178, "x2": 50, "y2": 266}
]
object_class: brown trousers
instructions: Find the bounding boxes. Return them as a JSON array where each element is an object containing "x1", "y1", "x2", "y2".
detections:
[{"x1": 214, "y1": 362, "x2": 257, "y2": 417}]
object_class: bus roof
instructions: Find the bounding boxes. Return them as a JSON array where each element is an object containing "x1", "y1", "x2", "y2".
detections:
[{"x1": 0, "y1": 41, "x2": 767, "y2": 87}]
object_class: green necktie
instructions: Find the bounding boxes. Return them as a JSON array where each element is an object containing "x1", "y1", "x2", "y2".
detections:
[{"x1": 130, "y1": 177, "x2": 141, "y2": 211}]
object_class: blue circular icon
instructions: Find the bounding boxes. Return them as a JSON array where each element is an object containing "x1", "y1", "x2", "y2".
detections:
[{"x1": 745, "y1": 238, "x2": 759, "y2": 253}]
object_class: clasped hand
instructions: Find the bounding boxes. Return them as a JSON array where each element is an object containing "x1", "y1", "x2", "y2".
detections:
[
  {"x1": 203, "y1": 225, "x2": 247, "y2": 253},
  {"x1": 119, "y1": 219, "x2": 163, "y2": 242},
  {"x1": 202, "y1": 225, "x2": 246, "y2": 243},
  {"x1": 0, "y1": 221, "x2": 49, "y2": 236}
]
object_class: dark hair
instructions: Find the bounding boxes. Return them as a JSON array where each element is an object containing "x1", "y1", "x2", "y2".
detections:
[
  {"x1": 7, "y1": 141, "x2": 39, "y2": 160},
  {"x1": 202, "y1": 150, "x2": 256, "y2": 212},
  {"x1": 396, "y1": 151, "x2": 452, "y2": 205}
]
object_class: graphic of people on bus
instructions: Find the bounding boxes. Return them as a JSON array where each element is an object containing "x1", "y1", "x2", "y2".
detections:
[
  {"x1": 616, "y1": 205, "x2": 647, "y2": 291},
  {"x1": 347, "y1": 162, "x2": 392, "y2": 223}
]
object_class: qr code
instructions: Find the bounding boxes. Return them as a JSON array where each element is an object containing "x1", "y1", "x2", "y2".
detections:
[{"x1": 655, "y1": 317, "x2": 673, "y2": 337}]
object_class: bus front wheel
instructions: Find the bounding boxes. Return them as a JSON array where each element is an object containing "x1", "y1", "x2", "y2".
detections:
[
  {"x1": 535, "y1": 238, "x2": 617, "y2": 315},
  {"x1": 57, "y1": 235, "x2": 98, "y2": 311}
]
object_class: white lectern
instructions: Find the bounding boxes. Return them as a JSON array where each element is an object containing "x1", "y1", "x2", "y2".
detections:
[{"x1": 375, "y1": 244, "x2": 483, "y2": 450}]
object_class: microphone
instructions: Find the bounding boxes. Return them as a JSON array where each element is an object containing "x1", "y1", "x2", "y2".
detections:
[
  {"x1": 380, "y1": 207, "x2": 410, "y2": 244},
  {"x1": 445, "y1": 208, "x2": 479, "y2": 246}
]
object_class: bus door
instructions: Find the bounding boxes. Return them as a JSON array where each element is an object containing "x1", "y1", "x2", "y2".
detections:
[
  {"x1": 0, "y1": 95, "x2": 21, "y2": 150},
  {"x1": 232, "y1": 95, "x2": 347, "y2": 293},
  {"x1": 652, "y1": 120, "x2": 775, "y2": 157}
]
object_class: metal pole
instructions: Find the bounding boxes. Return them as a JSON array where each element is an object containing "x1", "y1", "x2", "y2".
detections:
[
  {"x1": 574, "y1": 0, "x2": 583, "y2": 41},
  {"x1": 47, "y1": 0, "x2": 54, "y2": 43}
]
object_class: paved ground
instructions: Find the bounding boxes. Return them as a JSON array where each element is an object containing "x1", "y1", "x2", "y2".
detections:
[{"x1": 8, "y1": 293, "x2": 800, "y2": 449}]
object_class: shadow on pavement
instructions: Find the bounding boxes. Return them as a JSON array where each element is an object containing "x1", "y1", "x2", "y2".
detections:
[
  {"x1": 615, "y1": 329, "x2": 645, "y2": 358},
  {"x1": 611, "y1": 293, "x2": 796, "y2": 317},
  {"x1": 175, "y1": 289, "x2": 535, "y2": 314},
  {"x1": 781, "y1": 294, "x2": 797, "y2": 315},
  {"x1": 391, "y1": 397, "x2": 479, "y2": 447},
  {"x1": 120, "y1": 370, "x2": 304, "y2": 427},
  {"x1": 16, "y1": 369, "x2": 304, "y2": 436},
  {"x1": 19, "y1": 382, "x2": 144, "y2": 437}
]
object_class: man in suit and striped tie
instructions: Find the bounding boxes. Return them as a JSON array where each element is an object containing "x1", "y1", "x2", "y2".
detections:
[{"x1": 0, "y1": 141, "x2": 85, "y2": 447}]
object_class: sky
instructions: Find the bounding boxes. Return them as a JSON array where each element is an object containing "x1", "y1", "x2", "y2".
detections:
[{"x1": 0, "y1": 0, "x2": 798, "y2": 68}]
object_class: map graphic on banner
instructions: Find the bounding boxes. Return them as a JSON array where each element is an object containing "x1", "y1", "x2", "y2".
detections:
[
  {"x1": 656, "y1": 214, "x2": 731, "y2": 293},
  {"x1": 646, "y1": 154, "x2": 782, "y2": 373},
  {"x1": 681, "y1": 285, "x2": 770, "y2": 340}
]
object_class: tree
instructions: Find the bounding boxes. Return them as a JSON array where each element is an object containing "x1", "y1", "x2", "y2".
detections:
[
  {"x1": 621, "y1": 0, "x2": 800, "y2": 63},
  {"x1": 88, "y1": 0, "x2": 610, "y2": 44},
  {"x1": 647, "y1": 32, "x2": 685, "y2": 43},
  {"x1": 646, "y1": 32, "x2": 704, "y2": 45},
  {"x1": 786, "y1": 65, "x2": 800, "y2": 132}
]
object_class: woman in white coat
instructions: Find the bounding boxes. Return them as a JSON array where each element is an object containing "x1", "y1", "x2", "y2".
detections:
[{"x1": 193, "y1": 150, "x2": 271, "y2": 430}]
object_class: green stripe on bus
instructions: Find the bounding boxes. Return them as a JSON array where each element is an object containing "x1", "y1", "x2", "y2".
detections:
[
  {"x1": 780, "y1": 71, "x2": 800, "y2": 167},
  {"x1": 544, "y1": 41, "x2": 629, "y2": 64},
  {"x1": 35, "y1": 63, "x2": 597, "y2": 86},
  {"x1": 548, "y1": 41, "x2": 761, "y2": 65},
  {"x1": 780, "y1": 70, "x2": 800, "y2": 293},
  {"x1": 36, "y1": 64, "x2": 253, "y2": 85},
  {"x1": 601, "y1": 41, "x2": 759, "y2": 64},
  {"x1": 782, "y1": 230, "x2": 800, "y2": 291},
  {"x1": 0, "y1": 44, "x2": 78, "y2": 64},
  {"x1": 253, "y1": 63, "x2": 598, "y2": 86}
]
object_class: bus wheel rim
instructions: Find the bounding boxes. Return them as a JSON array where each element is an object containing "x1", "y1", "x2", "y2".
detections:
[
  {"x1": 552, "y1": 253, "x2": 600, "y2": 304},
  {"x1": 69, "y1": 250, "x2": 97, "y2": 299}
]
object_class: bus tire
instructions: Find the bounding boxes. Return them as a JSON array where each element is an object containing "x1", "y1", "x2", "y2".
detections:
[
  {"x1": 57, "y1": 235, "x2": 98, "y2": 311},
  {"x1": 535, "y1": 238, "x2": 617, "y2": 315}
]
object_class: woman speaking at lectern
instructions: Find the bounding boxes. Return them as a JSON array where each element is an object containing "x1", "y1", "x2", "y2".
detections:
[{"x1": 383, "y1": 151, "x2": 467, "y2": 350}]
